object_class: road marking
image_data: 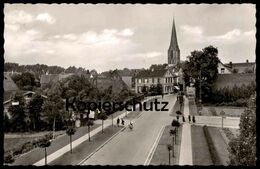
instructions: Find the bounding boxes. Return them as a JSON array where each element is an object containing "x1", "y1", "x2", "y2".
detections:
[
  {"x1": 79, "y1": 103, "x2": 147, "y2": 165},
  {"x1": 144, "y1": 125, "x2": 165, "y2": 166}
]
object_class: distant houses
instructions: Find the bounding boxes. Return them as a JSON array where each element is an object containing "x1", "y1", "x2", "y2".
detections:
[
  {"x1": 215, "y1": 59, "x2": 256, "y2": 89},
  {"x1": 217, "y1": 59, "x2": 256, "y2": 74}
]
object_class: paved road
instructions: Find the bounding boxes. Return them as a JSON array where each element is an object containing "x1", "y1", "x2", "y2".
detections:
[
  {"x1": 81, "y1": 94, "x2": 177, "y2": 165},
  {"x1": 32, "y1": 96, "x2": 159, "y2": 166}
]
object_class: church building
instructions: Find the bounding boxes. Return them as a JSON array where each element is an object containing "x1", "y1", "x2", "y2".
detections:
[{"x1": 135, "y1": 16, "x2": 184, "y2": 94}]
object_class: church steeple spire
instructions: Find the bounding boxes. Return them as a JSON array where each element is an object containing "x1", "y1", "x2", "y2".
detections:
[
  {"x1": 168, "y1": 15, "x2": 180, "y2": 66},
  {"x1": 169, "y1": 16, "x2": 179, "y2": 50}
]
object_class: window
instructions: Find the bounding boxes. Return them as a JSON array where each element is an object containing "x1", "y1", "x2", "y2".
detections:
[
  {"x1": 142, "y1": 78, "x2": 145, "y2": 83},
  {"x1": 166, "y1": 78, "x2": 167, "y2": 83},
  {"x1": 138, "y1": 79, "x2": 141, "y2": 84},
  {"x1": 158, "y1": 78, "x2": 160, "y2": 83},
  {"x1": 221, "y1": 68, "x2": 225, "y2": 74}
]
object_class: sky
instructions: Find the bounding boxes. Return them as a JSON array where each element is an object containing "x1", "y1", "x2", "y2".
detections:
[{"x1": 4, "y1": 4, "x2": 256, "y2": 73}]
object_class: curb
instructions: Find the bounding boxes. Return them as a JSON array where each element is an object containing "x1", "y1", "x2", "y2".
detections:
[{"x1": 144, "y1": 125, "x2": 165, "y2": 165}]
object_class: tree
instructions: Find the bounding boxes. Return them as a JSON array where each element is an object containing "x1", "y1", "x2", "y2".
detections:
[
  {"x1": 4, "y1": 113, "x2": 10, "y2": 133},
  {"x1": 167, "y1": 144, "x2": 173, "y2": 165},
  {"x1": 27, "y1": 93, "x2": 44, "y2": 131},
  {"x1": 149, "y1": 84, "x2": 157, "y2": 95},
  {"x1": 42, "y1": 93, "x2": 65, "y2": 138},
  {"x1": 156, "y1": 83, "x2": 163, "y2": 95},
  {"x1": 98, "y1": 112, "x2": 108, "y2": 133},
  {"x1": 66, "y1": 127, "x2": 76, "y2": 154},
  {"x1": 228, "y1": 93, "x2": 256, "y2": 166},
  {"x1": 37, "y1": 133, "x2": 52, "y2": 165},
  {"x1": 12, "y1": 72, "x2": 36, "y2": 90},
  {"x1": 176, "y1": 110, "x2": 182, "y2": 115},
  {"x1": 171, "y1": 120, "x2": 180, "y2": 144},
  {"x1": 86, "y1": 120, "x2": 94, "y2": 141},
  {"x1": 183, "y1": 46, "x2": 220, "y2": 102},
  {"x1": 169, "y1": 129, "x2": 176, "y2": 157},
  {"x1": 8, "y1": 92, "x2": 28, "y2": 132},
  {"x1": 141, "y1": 85, "x2": 148, "y2": 94}
]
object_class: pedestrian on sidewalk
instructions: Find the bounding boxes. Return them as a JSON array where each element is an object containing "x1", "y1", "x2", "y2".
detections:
[
  {"x1": 192, "y1": 115, "x2": 196, "y2": 123},
  {"x1": 121, "y1": 118, "x2": 125, "y2": 126},
  {"x1": 176, "y1": 115, "x2": 179, "y2": 122},
  {"x1": 182, "y1": 116, "x2": 185, "y2": 122},
  {"x1": 188, "y1": 115, "x2": 191, "y2": 123},
  {"x1": 117, "y1": 118, "x2": 120, "y2": 127}
]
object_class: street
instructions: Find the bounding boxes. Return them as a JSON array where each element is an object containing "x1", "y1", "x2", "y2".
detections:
[{"x1": 81, "y1": 94, "x2": 177, "y2": 165}]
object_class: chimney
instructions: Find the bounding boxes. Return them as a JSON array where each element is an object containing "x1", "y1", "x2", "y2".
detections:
[{"x1": 246, "y1": 59, "x2": 249, "y2": 63}]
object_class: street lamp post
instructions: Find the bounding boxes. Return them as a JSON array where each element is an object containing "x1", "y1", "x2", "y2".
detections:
[{"x1": 199, "y1": 69, "x2": 202, "y2": 105}]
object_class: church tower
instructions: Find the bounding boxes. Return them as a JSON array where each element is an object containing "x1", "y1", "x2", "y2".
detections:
[{"x1": 168, "y1": 16, "x2": 180, "y2": 67}]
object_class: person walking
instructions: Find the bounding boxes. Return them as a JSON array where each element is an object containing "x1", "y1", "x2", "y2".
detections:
[
  {"x1": 176, "y1": 115, "x2": 179, "y2": 122},
  {"x1": 192, "y1": 115, "x2": 196, "y2": 123},
  {"x1": 182, "y1": 116, "x2": 185, "y2": 122},
  {"x1": 117, "y1": 118, "x2": 120, "y2": 127},
  {"x1": 188, "y1": 115, "x2": 191, "y2": 123},
  {"x1": 121, "y1": 118, "x2": 125, "y2": 126},
  {"x1": 129, "y1": 121, "x2": 133, "y2": 130}
]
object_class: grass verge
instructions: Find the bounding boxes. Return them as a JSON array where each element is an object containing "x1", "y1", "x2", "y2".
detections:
[
  {"x1": 203, "y1": 126, "x2": 222, "y2": 165},
  {"x1": 50, "y1": 125, "x2": 123, "y2": 165},
  {"x1": 10, "y1": 123, "x2": 101, "y2": 165},
  {"x1": 191, "y1": 125, "x2": 213, "y2": 165},
  {"x1": 149, "y1": 125, "x2": 182, "y2": 165}
]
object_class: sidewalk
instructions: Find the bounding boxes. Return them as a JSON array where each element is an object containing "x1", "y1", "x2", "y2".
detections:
[
  {"x1": 179, "y1": 96, "x2": 193, "y2": 165},
  {"x1": 33, "y1": 95, "x2": 158, "y2": 166}
]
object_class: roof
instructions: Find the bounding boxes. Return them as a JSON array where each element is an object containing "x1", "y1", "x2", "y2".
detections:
[
  {"x1": 219, "y1": 61, "x2": 233, "y2": 72},
  {"x1": 4, "y1": 91, "x2": 48, "y2": 105},
  {"x1": 135, "y1": 69, "x2": 168, "y2": 78},
  {"x1": 23, "y1": 91, "x2": 47, "y2": 98},
  {"x1": 40, "y1": 73, "x2": 73, "y2": 84},
  {"x1": 96, "y1": 77, "x2": 128, "y2": 93},
  {"x1": 225, "y1": 62, "x2": 255, "y2": 68},
  {"x1": 4, "y1": 73, "x2": 19, "y2": 92}
]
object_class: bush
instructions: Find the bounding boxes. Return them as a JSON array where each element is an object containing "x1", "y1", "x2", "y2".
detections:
[
  {"x1": 4, "y1": 152, "x2": 15, "y2": 164},
  {"x1": 222, "y1": 128, "x2": 235, "y2": 141},
  {"x1": 209, "y1": 107, "x2": 217, "y2": 116},
  {"x1": 203, "y1": 125, "x2": 222, "y2": 165},
  {"x1": 234, "y1": 98, "x2": 247, "y2": 107},
  {"x1": 21, "y1": 142, "x2": 35, "y2": 154}
]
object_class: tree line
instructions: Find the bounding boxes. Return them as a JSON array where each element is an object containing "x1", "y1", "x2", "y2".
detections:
[
  {"x1": 4, "y1": 62, "x2": 92, "y2": 79},
  {"x1": 4, "y1": 74, "x2": 136, "y2": 133},
  {"x1": 208, "y1": 82, "x2": 256, "y2": 106}
]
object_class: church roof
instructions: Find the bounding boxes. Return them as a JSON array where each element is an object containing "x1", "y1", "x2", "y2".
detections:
[{"x1": 169, "y1": 16, "x2": 179, "y2": 51}]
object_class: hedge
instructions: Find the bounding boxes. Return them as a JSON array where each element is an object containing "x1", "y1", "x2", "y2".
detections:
[{"x1": 203, "y1": 125, "x2": 222, "y2": 165}]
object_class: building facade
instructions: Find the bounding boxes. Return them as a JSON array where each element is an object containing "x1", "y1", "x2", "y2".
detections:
[{"x1": 135, "y1": 68, "x2": 177, "y2": 94}]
